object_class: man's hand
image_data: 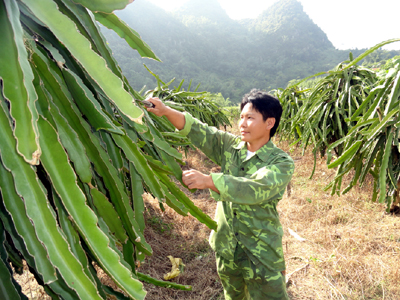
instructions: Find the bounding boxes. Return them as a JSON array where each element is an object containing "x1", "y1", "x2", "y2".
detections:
[
  {"x1": 145, "y1": 97, "x2": 168, "y2": 117},
  {"x1": 182, "y1": 169, "x2": 219, "y2": 193},
  {"x1": 145, "y1": 97, "x2": 186, "y2": 130}
]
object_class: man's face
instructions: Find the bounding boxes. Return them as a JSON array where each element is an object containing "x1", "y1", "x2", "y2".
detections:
[{"x1": 239, "y1": 103, "x2": 273, "y2": 147}]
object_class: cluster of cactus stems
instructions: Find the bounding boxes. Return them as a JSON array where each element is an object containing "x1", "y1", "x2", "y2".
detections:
[
  {"x1": 276, "y1": 39, "x2": 400, "y2": 209},
  {"x1": 0, "y1": 0, "x2": 226, "y2": 299}
]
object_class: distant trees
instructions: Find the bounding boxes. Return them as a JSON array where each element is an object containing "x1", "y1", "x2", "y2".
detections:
[
  {"x1": 362, "y1": 50, "x2": 400, "y2": 68},
  {"x1": 102, "y1": 0, "x2": 400, "y2": 104}
]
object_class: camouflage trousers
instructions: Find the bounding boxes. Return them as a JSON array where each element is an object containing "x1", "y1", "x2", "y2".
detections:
[{"x1": 215, "y1": 244, "x2": 289, "y2": 300}]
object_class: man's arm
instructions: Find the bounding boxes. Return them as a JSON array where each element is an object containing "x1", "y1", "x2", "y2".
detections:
[
  {"x1": 146, "y1": 97, "x2": 220, "y2": 194},
  {"x1": 146, "y1": 97, "x2": 185, "y2": 130},
  {"x1": 211, "y1": 158, "x2": 294, "y2": 205}
]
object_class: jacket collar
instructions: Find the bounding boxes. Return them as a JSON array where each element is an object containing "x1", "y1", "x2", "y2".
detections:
[{"x1": 233, "y1": 139, "x2": 276, "y2": 162}]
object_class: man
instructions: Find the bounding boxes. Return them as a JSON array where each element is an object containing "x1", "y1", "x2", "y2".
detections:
[{"x1": 146, "y1": 89, "x2": 294, "y2": 300}]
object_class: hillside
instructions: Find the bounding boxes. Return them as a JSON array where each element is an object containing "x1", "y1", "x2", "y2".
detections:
[{"x1": 102, "y1": 0, "x2": 390, "y2": 103}]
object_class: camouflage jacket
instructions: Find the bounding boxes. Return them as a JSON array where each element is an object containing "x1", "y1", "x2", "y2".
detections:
[{"x1": 178, "y1": 112, "x2": 294, "y2": 271}]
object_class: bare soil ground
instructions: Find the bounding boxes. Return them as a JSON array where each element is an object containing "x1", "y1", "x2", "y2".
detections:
[{"x1": 15, "y1": 130, "x2": 400, "y2": 299}]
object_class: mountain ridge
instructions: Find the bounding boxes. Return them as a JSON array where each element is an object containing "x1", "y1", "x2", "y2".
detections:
[
  {"x1": 103, "y1": 0, "x2": 396, "y2": 103},
  {"x1": 175, "y1": 0, "x2": 232, "y2": 24}
]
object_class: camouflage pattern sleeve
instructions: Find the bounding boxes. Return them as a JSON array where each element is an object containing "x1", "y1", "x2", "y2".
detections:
[
  {"x1": 211, "y1": 156, "x2": 294, "y2": 205},
  {"x1": 176, "y1": 112, "x2": 239, "y2": 166}
]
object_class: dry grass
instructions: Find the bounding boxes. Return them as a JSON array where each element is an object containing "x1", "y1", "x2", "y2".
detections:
[
  {"x1": 278, "y1": 140, "x2": 400, "y2": 300},
  {"x1": 14, "y1": 129, "x2": 400, "y2": 299},
  {"x1": 12, "y1": 261, "x2": 50, "y2": 299},
  {"x1": 134, "y1": 137, "x2": 400, "y2": 300},
  {"x1": 136, "y1": 148, "x2": 223, "y2": 300}
]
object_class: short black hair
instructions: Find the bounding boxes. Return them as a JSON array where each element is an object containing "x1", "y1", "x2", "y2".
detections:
[{"x1": 241, "y1": 89, "x2": 282, "y2": 138}]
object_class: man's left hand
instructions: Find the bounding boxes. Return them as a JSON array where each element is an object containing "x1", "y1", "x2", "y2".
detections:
[{"x1": 182, "y1": 169, "x2": 218, "y2": 193}]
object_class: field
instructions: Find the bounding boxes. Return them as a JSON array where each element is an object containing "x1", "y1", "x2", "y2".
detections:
[
  {"x1": 5, "y1": 2, "x2": 400, "y2": 298},
  {"x1": 137, "y1": 121, "x2": 400, "y2": 300},
  {"x1": 15, "y1": 126, "x2": 400, "y2": 299}
]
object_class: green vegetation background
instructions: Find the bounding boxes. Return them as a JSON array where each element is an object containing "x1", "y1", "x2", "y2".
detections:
[{"x1": 101, "y1": 0, "x2": 399, "y2": 104}]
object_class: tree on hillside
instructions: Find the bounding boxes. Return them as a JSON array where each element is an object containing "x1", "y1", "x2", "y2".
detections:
[{"x1": 102, "y1": 0, "x2": 387, "y2": 104}]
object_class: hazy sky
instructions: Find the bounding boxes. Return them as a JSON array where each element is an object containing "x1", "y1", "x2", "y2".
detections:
[{"x1": 144, "y1": 0, "x2": 400, "y2": 51}]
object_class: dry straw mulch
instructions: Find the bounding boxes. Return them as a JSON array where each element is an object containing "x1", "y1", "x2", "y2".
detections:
[
  {"x1": 136, "y1": 148, "x2": 223, "y2": 300},
  {"x1": 278, "y1": 140, "x2": 400, "y2": 299}
]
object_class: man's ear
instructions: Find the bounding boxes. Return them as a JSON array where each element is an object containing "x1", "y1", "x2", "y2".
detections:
[{"x1": 266, "y1": 118, "x2": 275, "y2": 130}]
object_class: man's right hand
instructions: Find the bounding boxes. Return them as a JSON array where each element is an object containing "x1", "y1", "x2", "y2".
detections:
[
  {"x1": 145, "y1": 97, "x2": 186, "y2": 130},
  {"x1": 145, "y1": 97, "x2": 168, "y2": 117}
]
